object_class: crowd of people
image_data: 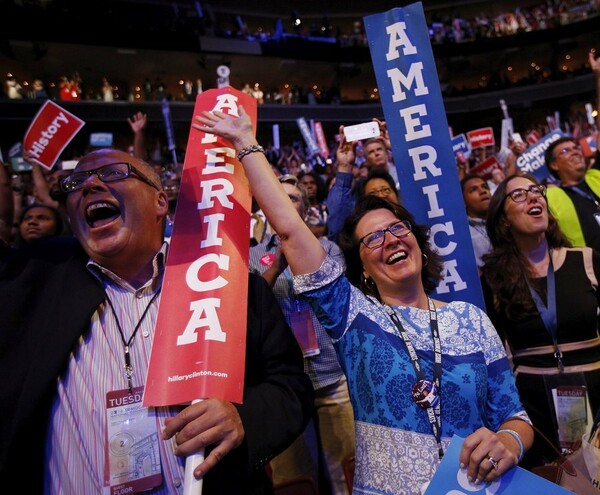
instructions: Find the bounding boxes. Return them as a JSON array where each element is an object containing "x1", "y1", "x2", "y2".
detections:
[
  {"x1": 1, "y1": 31, "x2": 600, "y2": 495},
  {"x1": 3, "y1": 0, "x2": 599, "y2": 104},
  {"x1": 2, "y1": 55, "x2": 594, "y2": 105},
  {"x1": 204, "y1": 0, "x2": 599, "y2": 48}
]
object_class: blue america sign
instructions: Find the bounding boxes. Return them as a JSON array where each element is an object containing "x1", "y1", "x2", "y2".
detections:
[{"x1": 364, "y1": 2, "x2": 484, "y2": 308}]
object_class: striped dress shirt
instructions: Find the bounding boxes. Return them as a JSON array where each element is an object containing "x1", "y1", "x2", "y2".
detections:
[{"x1": 44, "y1": 244, "x2": 187, "y2": 494}]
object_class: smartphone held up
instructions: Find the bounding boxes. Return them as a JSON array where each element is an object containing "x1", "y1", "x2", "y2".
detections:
[{"x1": 343, "y1": 121, "x2": 381, "y2": 142}]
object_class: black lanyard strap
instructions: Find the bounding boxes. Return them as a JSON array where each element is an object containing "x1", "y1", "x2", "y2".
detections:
[
  {"x1": 527, "y1": 251, "x2": 563, "y2": 372},
  {"x1": 105, "y1": 288, "x2": 161, "y2": 393},
  {"x1": 385, "y1": 297, "x2": 444, "y2": 459}
]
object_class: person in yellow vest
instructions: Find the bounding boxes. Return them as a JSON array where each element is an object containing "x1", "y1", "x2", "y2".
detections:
[
  {"x1": 545, "y1": 136, "x2": 600, "y2": 251},
  {"x1": 545, "y1": 51, "x2": 600, "y2": 250}
]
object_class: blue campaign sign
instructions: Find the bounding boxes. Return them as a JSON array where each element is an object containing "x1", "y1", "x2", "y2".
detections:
[
  {"x1": 161, "y1": 98, "x2": 178, "y2": 167},
  {"x1": 451, "y1": 134, "x2": 471, "y2": 158},
  {"x1": 89, "y1": 132, "x2": 113, "y2": 147},
  {"x1": 363, "y1": 2, "x2": 484, "y2": 308},
  {"x1": 425, "y1": 435, "x2": 571, "y2": 495},
  {"x1": 515, "y1": 129, "x2": 565, "y2": 182},
  {"x1": 296, "y1": 117, "x2": 321, "y2": 157},
  {"x1": 161, "y1": 99, "x2": 176, "y2": 152}
]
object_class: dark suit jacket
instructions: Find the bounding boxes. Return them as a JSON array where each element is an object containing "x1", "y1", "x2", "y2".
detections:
[{"x1": 0, "y1": 237, "x2": 314, "y2": 494}]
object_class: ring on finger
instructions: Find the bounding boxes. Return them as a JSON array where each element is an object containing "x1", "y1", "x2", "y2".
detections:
[{"x1": 487, "y1": 456, "x2": 499, "y2": 471}]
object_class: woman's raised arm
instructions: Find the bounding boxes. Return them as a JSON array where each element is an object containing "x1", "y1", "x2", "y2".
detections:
[{"x1": 193, "y1": 106, "x2": 326, "y2": 275}]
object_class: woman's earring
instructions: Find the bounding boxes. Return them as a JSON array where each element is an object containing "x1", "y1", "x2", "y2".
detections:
[
  {"x1": 362, "y1": 274, "x2": 375, "y2": 290},
  {"x1": 422, "y1": 254, "x2": 428, "y2": 266}
]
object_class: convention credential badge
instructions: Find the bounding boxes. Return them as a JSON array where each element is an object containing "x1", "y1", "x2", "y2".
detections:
[{"x1": 105, "y1": 387, "x2": 163, "y2": 494}]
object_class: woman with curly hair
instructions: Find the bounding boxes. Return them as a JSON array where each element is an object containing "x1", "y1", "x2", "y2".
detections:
[
  {"x1": 481, "y1": 172, "x2": 600, "y2": 468},
  {"x1": 195, "y1": 106, "x2": 533, "y2": 495}
]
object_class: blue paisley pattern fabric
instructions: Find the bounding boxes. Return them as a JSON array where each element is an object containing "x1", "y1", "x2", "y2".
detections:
[{"x1": 294, "y1": 256, "x2": 529, "y2": 494}]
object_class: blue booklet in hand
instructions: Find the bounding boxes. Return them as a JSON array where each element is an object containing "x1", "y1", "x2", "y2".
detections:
[{"x1": 424, "y1": 435, "x2": 571, "y2": 494}]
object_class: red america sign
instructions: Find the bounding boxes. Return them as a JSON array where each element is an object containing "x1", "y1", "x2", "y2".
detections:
[{"x1": 144, "y1": 88, "x2": 256, "y2": 406}]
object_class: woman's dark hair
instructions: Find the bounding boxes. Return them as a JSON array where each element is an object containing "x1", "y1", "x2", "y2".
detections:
[
  {"x1": 357, "y1": 168, "x2": 397, "y2": 198},
  {"x1": 338, "y1": 195, "x2": 443, "y2": 300},
  {"x1": 481, "y1": 172, "x2": 571, "y2": 320}
]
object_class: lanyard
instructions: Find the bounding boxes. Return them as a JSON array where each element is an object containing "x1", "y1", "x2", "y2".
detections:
[
  {"x1": 565, "y1": 185, "x2": 600, "y2": 210},
  {"x1": 105, "y1": 289, "x2": 161, "y2": 393},
  {"x1": 385, "y1": 298, "x2": 444, "y2": 460},
  {"x1": 527, "y1": 252, "x2": 563, "y2": 372}
]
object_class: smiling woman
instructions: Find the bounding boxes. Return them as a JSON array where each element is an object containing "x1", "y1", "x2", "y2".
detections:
[
  {"x1": 339, "y1": 196, "x2": 441, "y2": 301},
  {"x1": 194, "y1": 105, "x2": 534, "y2": 494},
  {"x1": 481, "y1": 172, "x2": 600, "y2": 471}
]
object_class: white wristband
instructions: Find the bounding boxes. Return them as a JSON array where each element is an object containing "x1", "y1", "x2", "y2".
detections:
[{"x1": 497, "y1": 429, "x2": 524, "y2": 462}]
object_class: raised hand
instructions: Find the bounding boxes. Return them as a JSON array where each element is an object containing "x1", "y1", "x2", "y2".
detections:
[
  {"x1": 192, "y1": 107, "x2": 256, "y2": 149},
  {"x1": 373, "y1": 118, "x2": 392, "y2": 150},
  {"x1": 335, "y1": 125, "x2": 355, "y2": 171},
  {"x1": 127, "y1": 112, "x2": 147, "y2": 135}
]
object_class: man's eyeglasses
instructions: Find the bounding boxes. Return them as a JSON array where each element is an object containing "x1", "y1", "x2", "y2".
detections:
[
  {"x1": 556, "y1": 145, "x2": 580, "y2": 157},
  {"x1": 60, "y1": 162, "x2": 160, "y2": 193},
  {"x1": 505, "y1": 184, "x2": 546, "y2": 203},
  {"x1": 359, "y1": 220, "x2": 411, "y2": 249}
]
